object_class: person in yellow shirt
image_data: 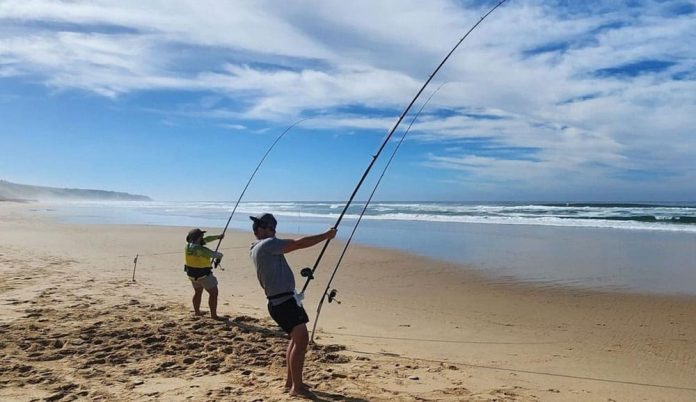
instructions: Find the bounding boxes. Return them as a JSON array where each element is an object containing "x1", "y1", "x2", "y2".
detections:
[{"x1": 184, "y1": 228, "x2": 224, "y2": 320}]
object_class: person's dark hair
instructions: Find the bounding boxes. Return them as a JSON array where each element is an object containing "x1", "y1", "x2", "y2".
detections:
[{"x1": 186, "y1": 228, "x2": 206, "y2": 243}]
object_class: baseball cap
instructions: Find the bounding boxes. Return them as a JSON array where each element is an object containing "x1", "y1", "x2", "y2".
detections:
[{"x1": 249, "y1": 213, "x2": 277, "y2": 228}]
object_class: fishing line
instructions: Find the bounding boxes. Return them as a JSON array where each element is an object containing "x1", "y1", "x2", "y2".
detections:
[
  {"x1": 126, "y1": 245, "x2": 250, "y2": 281},
  {"x1": 299, "y1": 0, "x2": 509, "y2": 295},
  {"x1": 117, "y1": 246, "x2": 249, "y2": 259},
  {"x1": 310, "y1": 83, "x2": 445, "y2": 342},
  {"x1": 211, "y1": 118, "x2": 307, "y2": 269}
]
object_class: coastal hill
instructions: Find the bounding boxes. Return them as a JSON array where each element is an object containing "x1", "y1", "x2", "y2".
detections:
[{"x1": 0, "y1": 180, "x2": 151, "y2": 202}]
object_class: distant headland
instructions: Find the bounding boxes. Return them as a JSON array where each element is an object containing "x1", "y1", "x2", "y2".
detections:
[{"x1": 0, "y1": 180, "x2": 151, "y2": 202}]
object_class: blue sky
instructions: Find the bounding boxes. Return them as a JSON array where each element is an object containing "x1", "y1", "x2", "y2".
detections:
[{"x1": 1, "y1": 0, "x2": 694, "y2": 202}]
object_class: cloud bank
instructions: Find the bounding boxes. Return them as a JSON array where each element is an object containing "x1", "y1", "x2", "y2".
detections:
[{"x1": 1, "y1": 0, "x2": 694, "y2": 200}]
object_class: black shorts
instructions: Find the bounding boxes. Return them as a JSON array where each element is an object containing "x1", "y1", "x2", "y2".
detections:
[{"x1": 268, "y1": 298, "x2": 309, "y2": 334}]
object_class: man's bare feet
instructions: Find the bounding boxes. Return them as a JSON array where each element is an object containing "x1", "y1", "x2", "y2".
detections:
[
  {"x1": 194, "y1": 311, "x2": 206, "y2": 316},
  {"x1": 284, "y1": 382, "x2": 310, "y2": 390},
  {"x1": 289, "y1": 387, "x2": 315, "y2": 399},
  {"x1": 285, "y1": 383, "x2": 311, "y2": 395},
  {"x1": 211, "y1": 315, "x2": 227, "y2": 321},
  {"x1": 283, "y1": 383, "x2": 311, "y2": 392}
]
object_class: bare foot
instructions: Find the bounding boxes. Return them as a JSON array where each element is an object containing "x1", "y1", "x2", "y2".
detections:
[
  {"x1": 289, "y1": 387, "x2": 315, "y2": 399},
  {"x1": 284, "y1": 382, "x2": 310, "y2": 391},
  {"x1": 194, "y1": 311, "x2": 206, "y2": 316},
  {"x1": 211, "y1": 315, "x2": 227, "y2": 321}
]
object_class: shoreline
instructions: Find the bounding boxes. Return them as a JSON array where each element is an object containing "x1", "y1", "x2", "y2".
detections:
[
  {"x1": 30, "y1": 200, "x2": 696, "y2": 296},
  {"x1": 2, "y1": 202, "x2": 696, "y2": 401},
  {"x1": 22, "y1": 211, "x2": 696, "y2": 300}
]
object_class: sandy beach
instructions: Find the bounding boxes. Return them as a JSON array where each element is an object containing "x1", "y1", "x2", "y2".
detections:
[{"x1": 1, "y1": 202, "x2": 696, "y2": 401}]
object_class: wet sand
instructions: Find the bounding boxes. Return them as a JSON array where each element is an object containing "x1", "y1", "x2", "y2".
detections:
[{"x1": 1, "y1": 202, "x2": 695, "y2": 401}]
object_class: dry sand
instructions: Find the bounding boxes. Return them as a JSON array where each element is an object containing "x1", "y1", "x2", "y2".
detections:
[{"x1": 1, "y1": 202, "x2": 695, "y2": 401}]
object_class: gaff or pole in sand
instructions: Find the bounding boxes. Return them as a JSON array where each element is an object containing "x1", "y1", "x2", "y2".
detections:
[{"x1": 131, "y1": 254, "x2": 139, "y2": 282}]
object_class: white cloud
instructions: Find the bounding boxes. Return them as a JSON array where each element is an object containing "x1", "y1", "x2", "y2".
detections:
[
  {"x1": 0, "y1": 0, "x2": 334, "y2": 58},
  {"x1": 1, "y1": 0, "x2": 694, "y2": 197}
]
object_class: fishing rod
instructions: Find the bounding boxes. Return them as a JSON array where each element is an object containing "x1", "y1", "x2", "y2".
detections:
[
  {"x1": 299, "y1": 0, "x2": 508, "y2": 294},
  {"x1": 309, "y1": 83, "x2": 445, "y2": 342},
  {"x1": 211, "y1": 118, "x2": 307, "y2": 269}
]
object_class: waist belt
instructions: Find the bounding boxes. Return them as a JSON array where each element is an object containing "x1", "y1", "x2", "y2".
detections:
[
  {"x1": 267, "y1": 291, "x2": 294, "y2": 300},
  {"x1": 184, "y1": 265, "x2": 212, "y2": 279}
]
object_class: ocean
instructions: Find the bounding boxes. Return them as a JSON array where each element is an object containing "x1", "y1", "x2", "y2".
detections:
[{"x1": 38, "y1": 200, "x2": 696, "y2": 295}]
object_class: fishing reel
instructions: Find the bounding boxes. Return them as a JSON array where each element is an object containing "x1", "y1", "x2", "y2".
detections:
[
  {"x1": 300, "y1": 267, "x2": 314, "y2": 280},
  {"x1": 327, "y1": 289, "x2": 341, "y2": 304}
]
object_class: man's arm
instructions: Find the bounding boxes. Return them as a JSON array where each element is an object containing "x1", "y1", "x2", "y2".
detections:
[{"x1": 282, "y1": 228, "x2": 336, "y2": 254}]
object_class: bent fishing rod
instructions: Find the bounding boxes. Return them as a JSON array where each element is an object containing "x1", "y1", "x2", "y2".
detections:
[
  {"x1": 130, "y1": 115, "x2": 304, "y2": 277},
  {"x1": 309, "y1": 83, "x2": 445, "y2": 341},
  {"x1": 299, "y1": 0, "x2": 508, "y2": 294},
  {"x1": 211, "y1": 118, "x2": 307, "y2": 269},
  {"x1": 130, "y1": 120, "x2": 304, "y2": 278}
]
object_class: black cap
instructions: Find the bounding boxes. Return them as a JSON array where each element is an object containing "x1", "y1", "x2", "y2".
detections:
[
  {"x1": 249, "y1": 213, "x2": 277, "y2": 228},
  {"x1": 186, "y1": 228, "x2": 206, "y2": 242}
]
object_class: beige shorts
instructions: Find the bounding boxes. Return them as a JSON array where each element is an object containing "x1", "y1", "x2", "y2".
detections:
[{"x1": 188, "y1": 273, "x2": 218, "y2": 290}]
